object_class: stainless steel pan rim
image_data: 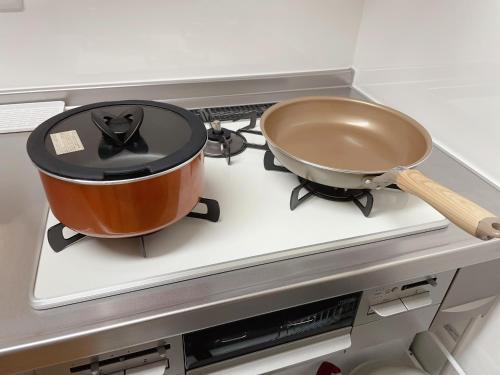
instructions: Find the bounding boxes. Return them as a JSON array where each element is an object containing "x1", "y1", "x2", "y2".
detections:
[{"x1": 260, "y1": 96, "x2": 433, "y2": 176}]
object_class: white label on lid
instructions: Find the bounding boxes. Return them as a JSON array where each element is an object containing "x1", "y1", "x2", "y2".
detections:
[{"x1": 50, "y1": 130, "x2": 84, "y2": 155}]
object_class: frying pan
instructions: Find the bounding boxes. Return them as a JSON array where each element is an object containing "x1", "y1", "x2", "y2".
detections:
[{"x1": 260, "y1": 96, "x2": 500, "y2": 240}]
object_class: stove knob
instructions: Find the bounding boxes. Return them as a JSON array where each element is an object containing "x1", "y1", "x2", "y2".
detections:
[{"x1": 210, "y1": 120, "x2": 222, "y2": 134}]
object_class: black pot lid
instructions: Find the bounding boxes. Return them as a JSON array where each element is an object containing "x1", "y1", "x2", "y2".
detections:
[{"x1": 27, "y1": 100, "x2": 207, "y2": 181}]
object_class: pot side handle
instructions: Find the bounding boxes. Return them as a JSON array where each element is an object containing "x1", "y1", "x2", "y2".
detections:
[{"x1": 394, "y1": 169, "x2": 500, "y2": 240}]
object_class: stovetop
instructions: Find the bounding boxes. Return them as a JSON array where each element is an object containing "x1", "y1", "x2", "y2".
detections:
[{"x1": 33, "y1": 109, "x2": 448, "y2": 309}]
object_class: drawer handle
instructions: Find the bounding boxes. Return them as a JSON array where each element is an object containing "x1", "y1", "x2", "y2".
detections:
[
  {"x1": 287, "y1": 318, "x2": 315, "y2": 327},
  {"x1": 218, "y1": 333, "x2": 248, "y2": 343}
]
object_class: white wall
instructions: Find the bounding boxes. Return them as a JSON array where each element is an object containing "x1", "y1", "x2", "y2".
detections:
[
  {"x1": 0, "y1": 0, "x2": 364, "y2": 90},
  {"x1": 353, "y1": 0, "x2": 500, "y2": 189},
  {"x1": 354, "y1": 0, "x2": 500, "y2": 83}
]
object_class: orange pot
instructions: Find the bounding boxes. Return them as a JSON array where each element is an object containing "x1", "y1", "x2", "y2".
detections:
[{"x1": 27, "y1": 100, "x2": 207, "y2": 238}]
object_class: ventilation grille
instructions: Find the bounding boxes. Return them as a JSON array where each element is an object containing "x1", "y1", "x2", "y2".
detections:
[{"x1": 191, "y1": 103, "x2": 275, "y2": 122}]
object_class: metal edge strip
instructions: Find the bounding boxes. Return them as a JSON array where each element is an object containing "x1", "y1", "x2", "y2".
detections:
[
  {"x1": 31, "y1": 218, "x2": 449, "y2": 309},
  {"x1": 0, "y1": 69, "x2": 355, "y2": 107}
]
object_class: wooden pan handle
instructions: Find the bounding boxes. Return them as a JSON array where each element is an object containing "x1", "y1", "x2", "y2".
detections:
[{"x1": 394, "y1": 169, "x2": 500, "y2": 240}]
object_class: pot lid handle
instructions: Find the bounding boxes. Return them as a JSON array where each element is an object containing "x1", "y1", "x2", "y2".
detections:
[{"x1": 91, "y1": 106, "x2": 144, "y2": 146}]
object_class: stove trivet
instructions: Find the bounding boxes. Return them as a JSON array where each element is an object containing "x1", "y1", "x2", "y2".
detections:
[
  {"x1": 204, "y1": 112, "x2": 268, "y2": 164},
  {"x1": 263, "y1": 149, "x2": 290, "y2": 173},
  {"x1": 291, "y1": 178, "x2": 374, "y2": 216},
  {"x1": 47, "y1": 197, "x2": 221, "y2": 253},
  {"x1": 263, "y1": 150, "x2": 374, "y2": 216}
]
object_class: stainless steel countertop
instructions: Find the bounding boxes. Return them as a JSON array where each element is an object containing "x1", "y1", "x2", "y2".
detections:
[{"x1": 1, "y1": 71, "x2": 500, "y2": 373}]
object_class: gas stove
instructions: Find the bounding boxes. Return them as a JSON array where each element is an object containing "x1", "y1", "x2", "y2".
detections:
[{"x1": 33, "y1": 104, "x2": 448, "y2": 309}]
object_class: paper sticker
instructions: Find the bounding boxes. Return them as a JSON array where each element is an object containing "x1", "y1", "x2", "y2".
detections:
[{"x1": 50, "y1": 130, "x2": 84, "y2": 155}]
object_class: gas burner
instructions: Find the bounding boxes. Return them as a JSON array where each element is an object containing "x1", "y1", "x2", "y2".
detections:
[
  {"x1": 205, "y1": 121, "x2": 248, "y2": 163},
  {"x1": 203, "y1": 112, "x2": 268, "y2": 165},
  {"x1": 47, "y1": 197, "x2": 221, "y2": 254},
  {"x1": 263, "y1": 150, "x2": 374, "y2": 217},
  {"x1": 291, "y1": 177, "x2": 374, "y2": 216}
]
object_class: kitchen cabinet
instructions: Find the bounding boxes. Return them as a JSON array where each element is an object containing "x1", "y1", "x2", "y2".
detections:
[{"x1": 430, "y1": 259, "x2": 500, "y2": 374}]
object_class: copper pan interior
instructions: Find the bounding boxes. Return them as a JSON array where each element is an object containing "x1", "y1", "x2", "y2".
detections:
[{"x1": 261, "y1": 97, "x2": 432, "y2": 174}]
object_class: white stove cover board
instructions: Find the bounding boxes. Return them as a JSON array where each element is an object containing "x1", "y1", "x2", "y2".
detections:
[{"x1": 33, "y1": 121, "x2": 448, "y2": 309}]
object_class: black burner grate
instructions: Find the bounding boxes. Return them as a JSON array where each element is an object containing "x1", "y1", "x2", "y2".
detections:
[
  {"x1": 263, "y1": 150, "x2": 375, "y2": 217},
  {"x1": 291, "y1": 178, "x2": 374, "y2": 217},
  {"x1": 191, "y1": 103, "x2": 275, "y2": 122},
  {"x1": 203, "y1": 112, "x2": 269, "y2": 164},
  {"x1": 48, "y1": 198, "x2": 221, "y2": 253}
]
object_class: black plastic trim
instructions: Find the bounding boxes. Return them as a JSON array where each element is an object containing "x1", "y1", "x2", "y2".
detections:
[
  {"x1": 184, "y1": 292, "x2": 361, "y2": 370},
  {"x1": 48, "y1": 223, "x2": 86, "y2": 253},
  {"x1": 263, "y1": 150, "x2": 289, "y2": 172},
  {"x1": 187, "y1": 197, "x2": 220, "y2": 222}
]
